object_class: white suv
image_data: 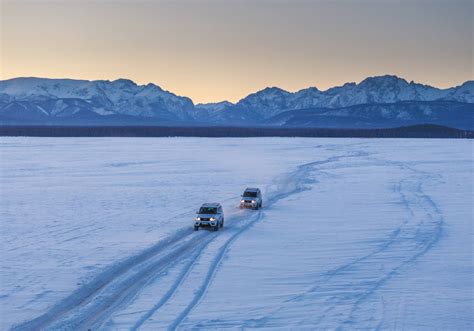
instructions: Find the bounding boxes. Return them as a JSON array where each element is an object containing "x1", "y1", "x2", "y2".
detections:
[
  {"x1": 194, "y1": 203, "x2": 224, "y2": 231},
  {"x1": 240, "y1": 187, "x2": 263, "y2": 210}
]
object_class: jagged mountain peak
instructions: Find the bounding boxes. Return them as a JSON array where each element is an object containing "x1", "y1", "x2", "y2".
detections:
[
  {"x1": 458, "y1": 80, "x2": 474, "y2": 88},
  {"x1": 111, "y1": 78, "x2": 135, "y2": 85},
  {"x1": 261, "y1": 86, "x2": 288, "y2": 92},
  {"x1": 360, "y1": 74, "x2": 407, "y2": 84},
  {"x1": 236, "y1": 86, "x2": 293, "y2": 115},
  {"x1": 296, "y1": 86, "x2": 321, "y2": 94},
  {"x1": 246, "y1": 86, "x2": 291, "y2": 98},
  {"x1": 357, "y1": 75, "x2": 442, "y2": 93},
  {"x1": 444, "y1": 80, "x2": 474, "y2": 103}
]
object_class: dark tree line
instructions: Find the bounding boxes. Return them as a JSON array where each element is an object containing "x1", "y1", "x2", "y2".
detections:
[{"x1": 0, "y1": 124, "x2": 472, "y2": 139}]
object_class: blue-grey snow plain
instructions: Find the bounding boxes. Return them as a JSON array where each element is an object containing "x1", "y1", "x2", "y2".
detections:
[{"x1": 1, "y1": 137, "x2": 472, "y2": 330}]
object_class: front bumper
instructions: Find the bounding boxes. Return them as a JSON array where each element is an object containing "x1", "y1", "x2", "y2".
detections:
[
  {"x1": 195, "y1": 221, "x2": 217, "y2": 227},
  {"x1": 240, "y1": 201, "x2": 257, "y2": 208}
]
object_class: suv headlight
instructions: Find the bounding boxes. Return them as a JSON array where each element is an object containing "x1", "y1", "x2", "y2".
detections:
[
  {"x1": 210, "y1": 217, "x2": 215, "y2": 221},
  {"x1": 251, "y1": 200, "x2": 256, "y2": 203},
  {"x1": 196, "y1": 217, "x2": 201, "y2": 221},
  {"x1": 240, "y1": 200, "x2": 245, "y2": 203}
]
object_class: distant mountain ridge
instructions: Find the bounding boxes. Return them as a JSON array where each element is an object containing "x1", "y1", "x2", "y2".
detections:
[
  {"x1": 1, "y1": 75, "x2": 473, "y2": 129},
  {"x1": 234, "y1": 76, "x2": 473, "y2": 117},
  {"x1": 0, "y1": 77, "x2": 194, "y2": 119}
]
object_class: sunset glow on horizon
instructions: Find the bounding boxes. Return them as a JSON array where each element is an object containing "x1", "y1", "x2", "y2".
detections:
[{"x1": 1, "y1": 0, "x2": 472, "y2": 103}]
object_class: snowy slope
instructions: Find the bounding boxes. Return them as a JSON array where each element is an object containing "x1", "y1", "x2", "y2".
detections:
[
  {"x1": 443, "y1": 81, "x2": 474, "y2": 103},
  {"x1": 236, "y1": 87, "x2": 294, "y2": 117},
  {"x1": 1, "y1": 137, "x2": 472, "y2": 330},
  {"x1": 235, "y1": 75, "x2": 466, "y2": 117},
  {"x1": 195, "y1": 101, "x2": 234, "y2": 112},
  {"x1": 0, "y1": 77, "x2": 194, "y2": 119},
  {"x1": 266, "y1": 101, "x2": 474, "y2": 129}
]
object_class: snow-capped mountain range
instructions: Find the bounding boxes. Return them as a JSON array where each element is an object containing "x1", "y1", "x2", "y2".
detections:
[{"x1": 1, "y1": 75, "x2": 473, "y2": 129}]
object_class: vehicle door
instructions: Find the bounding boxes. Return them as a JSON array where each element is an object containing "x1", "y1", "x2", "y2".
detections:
[{"x1": 217, "y1": 206, "x2": 222, "y2": 221}]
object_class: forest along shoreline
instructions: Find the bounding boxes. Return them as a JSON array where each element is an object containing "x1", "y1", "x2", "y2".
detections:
[{"x1": 0, "y1": 124, "x2": 472, "y2": 138}]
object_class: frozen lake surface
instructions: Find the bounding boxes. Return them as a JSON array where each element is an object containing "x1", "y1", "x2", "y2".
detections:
[{"x1": 0, "y1": 137, "x2": 472, "y2": 330}]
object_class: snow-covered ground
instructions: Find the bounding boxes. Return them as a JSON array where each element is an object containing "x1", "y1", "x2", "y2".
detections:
[{"x1": 0, "y1": 137, "x2": 472, "y2": 330}]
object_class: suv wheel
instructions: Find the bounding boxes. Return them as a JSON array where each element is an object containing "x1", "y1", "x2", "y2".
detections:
[
  {"x1": 214, "y1": 224, "x2": 219, "y2": 231},
  {"x1": 220, "y1": 219, "x2": 224, "y2": 228},
  {"x1": 194, "y1": 226, "x2": 199, "y2": 231}
]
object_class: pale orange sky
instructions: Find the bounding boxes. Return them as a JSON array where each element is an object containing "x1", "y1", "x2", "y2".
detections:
[{"x1": 1, "y1": 0, "x2": 472, "y2": 103}]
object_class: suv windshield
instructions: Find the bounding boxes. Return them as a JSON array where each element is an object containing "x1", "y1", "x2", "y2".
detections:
[
  {"x1": 243, "y1": 191, "x2": 257, "y2": 198},
  {"x1": 199, "y1": 207, "x2": 217, "y2": 214}
]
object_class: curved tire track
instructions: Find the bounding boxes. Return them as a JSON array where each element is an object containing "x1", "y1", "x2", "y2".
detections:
[
  {"x1": 166, "y1": 151, "x2": 367, "y2": 330},
  {"x1": 168, "y1": 211, "x2": 264, "y2": 330},
  {"x1": 12, "y1": 228, "x2": 200, "y2": 330},
  {"x1": 13, "y1": 151, "x2": 364, "y2": 330},
  {"x1": 248, "y1": 158, "x2": 443, "y2": 330}
]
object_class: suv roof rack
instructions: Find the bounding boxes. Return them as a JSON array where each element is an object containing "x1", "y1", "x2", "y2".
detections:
[
  {"x1": 245, "y1": 187, "x2": 259, "y2": 191},
  {"x1": 201, "y1": 202, "x2": 221, "y2": 207}
]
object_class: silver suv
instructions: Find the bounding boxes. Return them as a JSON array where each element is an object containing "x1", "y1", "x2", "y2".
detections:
[
  {"x1": 240, "y1": 187, "x2": 263, "y2": 210},
  {"x1": 194, "y1": 203, "x2": 224, "y2": 231}
]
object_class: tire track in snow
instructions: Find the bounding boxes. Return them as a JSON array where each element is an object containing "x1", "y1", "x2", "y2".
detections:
[
  {"x1": 340, "y1": 162, "x2": 444, "y2": 330},
  {"x1": 167, "y1": 211, "x2": 264, "y2": 331},
  {"x1": 68, "y1": 234, "x2": 218, "y2": 331},
  {"x1": 248, "y1": 158, "x2": 443, "y2": 330},
  {"x1": 12, "y1": 228, "x2": 200, "y2": 330},
  {"x1": 11, "y1": 192, "x2": 241, "y2": 330},
  {"x1": 128, "y1": 242, "x2": 216, "y2": 330},
  {"x1": 168, "y1": 151, "x2": 368, "y2": 330},
  {"x1": 107, "y1": 150, "x2": 364, "y2": 329},
  {"x1": 315, "y1": 162, "x2": 444, "y2": 330},
  {"x1": 13, "y1": 151, "x2": 365, "y2": 330},
  {"x1": 82, "y1": 208, "x2": 264, "y2": 329},
  {"x1": 13, "y1": 204, "x2": 245, "y2": 330},
  {"x1": 107, "y1": 209, "x2": 262, "y2": 330}
]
